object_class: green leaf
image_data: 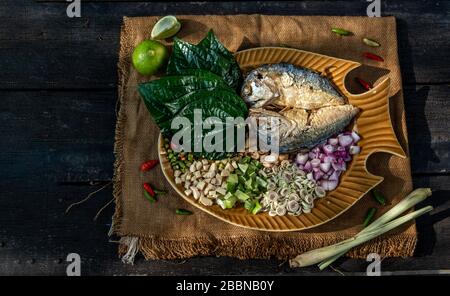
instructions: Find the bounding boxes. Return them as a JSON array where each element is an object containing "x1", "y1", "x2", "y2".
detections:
[
  {"x1": 172, "y1": 89, "x2": 248, "y2": 159},
  {"x1": 138, "y1": 71, "x2": 232, "y2": 134},
  {"x1": 167, "y1": 32, "x2": 241, "y2": 89},
  {"x1": 198, "y1": 30, "x2": 235, "y2": 60}
]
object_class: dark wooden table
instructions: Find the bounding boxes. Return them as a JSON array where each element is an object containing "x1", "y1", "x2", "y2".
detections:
[{"x1": 0, "y1": 0, "x2": 449, "y2": 276}]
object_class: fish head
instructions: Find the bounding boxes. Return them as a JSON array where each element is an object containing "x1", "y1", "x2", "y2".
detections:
[{"x1": 241, "y1": 67, "x2": 280, "y2": 108}]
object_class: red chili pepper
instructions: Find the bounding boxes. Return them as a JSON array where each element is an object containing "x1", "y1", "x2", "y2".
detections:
[
  {"x1": 355, "y1": 77, "x2": 372, "y2": 91},
  {"x1": 362, "y1": 52, "x2": 384, "y2": 62},
  {"x1": 140, "y1": 160, "x2": 158, "y2": 172},
  {"x1": 143, "y1": 183, "x2": 156, "y2": 197}
]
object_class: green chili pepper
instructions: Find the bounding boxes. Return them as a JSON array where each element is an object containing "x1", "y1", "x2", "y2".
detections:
[
  {"x1": 154, "y1": 189, "x2": 167, "y2": 195},
  {"x1": 363, "y1": 37, "x2": 380, "y2": 47},
  {"x1": 144, "y1": 190, "x2": 157, "y2": 203},
  {"x1": 176, "y1": 208, "x2": 193, "y2": 215},
  {"x1": 363, "y1": 208, "x2": 377, "y2": 227},
  {"x1": 331, "y1": 27, "x2": 352, "y2": 36},
  {"x1": 372, "y1": 189, "x2": 386, "y2": 205}
]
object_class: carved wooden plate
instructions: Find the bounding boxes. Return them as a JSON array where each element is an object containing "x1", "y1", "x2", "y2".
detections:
[{"x1": 158, "y1": 47, "x2": 406, "y2": 231}]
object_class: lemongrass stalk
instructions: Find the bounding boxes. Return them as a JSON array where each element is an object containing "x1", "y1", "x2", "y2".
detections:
[
  {"x1": 364, "y1": 188, "x2": 431, "y2": 232},
  {"x1": 318, "y1": 188, "x2": 431, "y2": 270},
  {"x1": 290, "y1": 206, "x2": 432, "y2": 268}
]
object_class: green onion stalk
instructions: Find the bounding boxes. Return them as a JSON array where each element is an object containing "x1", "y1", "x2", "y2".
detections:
[{"x1": 289, "y1": 188, "x2": 432, "y2": 269}]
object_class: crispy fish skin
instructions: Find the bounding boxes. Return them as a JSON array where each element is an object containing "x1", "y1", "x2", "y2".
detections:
[
  {"x1": 241, "y1": 63, "x2": 345, "y2": 109},
  {"x1": 249, "y1": 105, "x2": 359, "y2": 153}
]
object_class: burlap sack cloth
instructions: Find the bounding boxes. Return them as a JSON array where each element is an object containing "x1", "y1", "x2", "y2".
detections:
[{"x1": 112, "y1": 15, "x2": 416, "y2": 262}]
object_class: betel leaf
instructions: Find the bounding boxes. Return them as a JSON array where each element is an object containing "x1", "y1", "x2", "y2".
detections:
[
  {"x1": 173, "y1": 90, "x2": 248, "y2": 159},
  {"x1": 158, "y1": 88, "x2": 246, "y2": 135},
  {"x1": 166, "y1": 31, "x2": 241, "y2": 90},
  {"x1": 198, "y1": 30, "x2": 234, "y2": 60},
  {"x1": 138, "y1": 70, "x2": 230, "y2": 127},
  {"x1": 197, "y1": 31, "x2": 242, "y2": 89}
]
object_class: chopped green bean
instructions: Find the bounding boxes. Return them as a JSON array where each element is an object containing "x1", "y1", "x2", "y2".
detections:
[
  {"x1": 372, "y1": 189, "x2": 386, "y2": 205},
  {"x1": 363, "y1": 208, "x2": 377, "y2": 227},
  {"x1": 176, "y1": 208, "x2": 193, "y2": 215}
]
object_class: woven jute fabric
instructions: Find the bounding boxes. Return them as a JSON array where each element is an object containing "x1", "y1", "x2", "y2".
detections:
[{"x1": 112, "y1": 15, "x2": 416, "y2": 261}]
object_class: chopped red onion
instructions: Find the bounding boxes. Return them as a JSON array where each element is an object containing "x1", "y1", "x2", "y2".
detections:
[
  {"x1": 295, "y1": 153, "x2": 308, "y2": 165},
  {"x1": 320, "y1": 162, "x2": 331, "y2": 173},
  {"x1": 294, "y1": 131, "x2": 361, "y2": 190},
  {"x1": 304, "y1": 161, "x2": 312, "y2": 172},
  {"x1": 329, "y1": 170, "x2": 341, "y2": 181},
  {"x1": 328, "y1": 138, "x2": 338, "y2": 146},
  {"x1": 332, "y1": 159, "x2": 346, "y2": 171},
  {"x1": 349, "y1": 145, "x2": 361, "y2": 155},
  {"x1": 320, "y1": 180, "x2": 339, "y2": 191},
  {"x1": 314, "y1": 170, "x2": 324, "y2": 180},
  {"x1": 309, "y1": 151, "x2": 318, "y2": 159},
  {"x1": 312, "y1": 146, "x2": 321, "y2": 154},
  {"x1": 323, "y1": 156, "x2": 335, "y2": 163},
  {"x1": 323, "y1": 144, "x2": 335, "y2": 155},
  {"x1": 338, "y1": 134, "x2": 353, "y2": 147},
  {"x1": 311, "y1": 158, "x2": 321, "y2": 168},
  {"x1": 351, "y1": 131, "x2": 361, "y2": 143}
]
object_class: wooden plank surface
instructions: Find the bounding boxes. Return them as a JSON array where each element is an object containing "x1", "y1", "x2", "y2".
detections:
[
  {"x1": 0, "y1": 0, "x2": 449, "y2": 275},
  {"x1": 0, "y1": 1, "x2": 449, "y2": 89}
]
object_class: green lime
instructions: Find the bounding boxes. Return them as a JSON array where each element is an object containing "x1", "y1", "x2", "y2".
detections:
[
  {"x1": 132, "y1": 40, "x2": 169, "y2": 76},
  {"x1": 151, "y1": 15, "x2": 181, "y2": 40}
]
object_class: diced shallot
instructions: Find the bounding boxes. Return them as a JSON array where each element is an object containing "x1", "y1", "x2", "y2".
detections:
[
  {"x1": 314, "y1": 170, "x2": 324, "y2": 180},
  {"x1": 332, "y1": 159, "x2": 346, "y2": 171},
  {"x1": 295, "y1": 153, "x2": 308, "y2": 165},
  {"x1": 304, "y1": 161, "x2": 312, "y2": 172},
  {"x1": 328, "y1": 138, "x2": 338, "y2": 146},
  {"x1": 351, "y1": 131, "x2": 361, "y2": 143},
  {"x1": 329, "y1": 170, "x2": 341, "y2": 181},
  {"x1": 320, "y1": 180, "x2": 339, "y2": 191},
  {"x1": 349, "y1": 145, "x2": 361, "y2": 155},
  {"x1": 323, "y1": 144, "x2": 335, "y2": 155},
  {"x1": 320, "y1": 162, "x2": 331, "y2": 173},
  {"x1": 311, "y1": 159, "x2": 321, "y2": 168},
  {"x1": 294, "y1": 131, "x2": 361, "y2": 191},
  {"x1": 323, "y1": 156, "x2": 335, "y2": 163},
  {"x1": 338, "y1": 134, "x2": 353, "y2": 147}
]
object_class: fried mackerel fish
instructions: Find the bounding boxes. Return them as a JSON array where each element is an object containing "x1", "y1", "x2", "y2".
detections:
[{"x1": 242, "y1": 63, "x2": 359, "y2": 153}]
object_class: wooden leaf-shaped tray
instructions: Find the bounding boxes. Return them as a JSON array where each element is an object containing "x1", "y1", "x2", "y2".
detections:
[{"x1": 158, "y1": 47, "x2": 406, "y2": 232}]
